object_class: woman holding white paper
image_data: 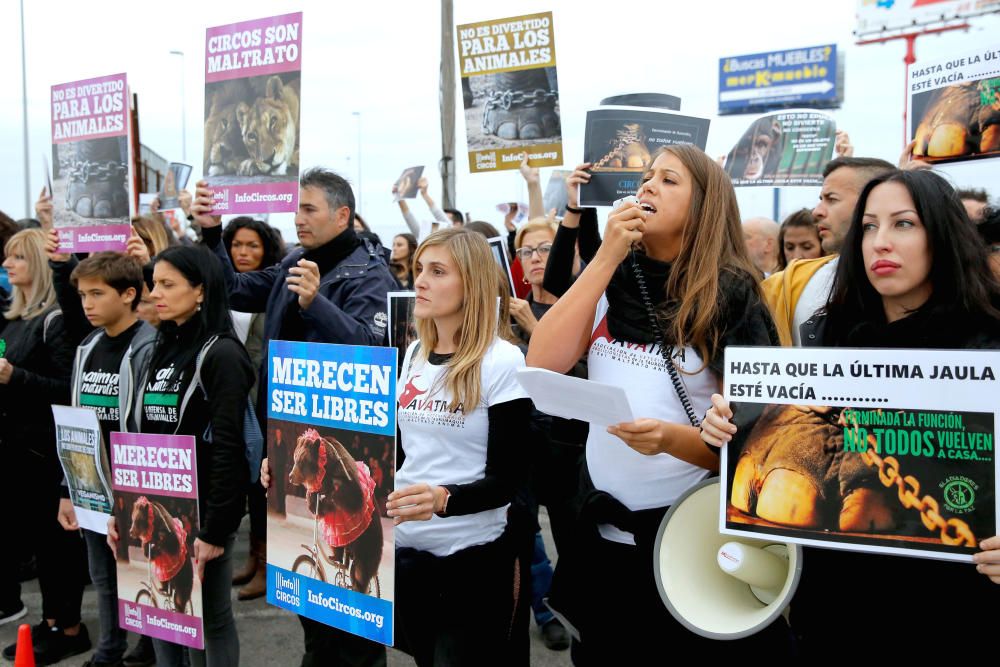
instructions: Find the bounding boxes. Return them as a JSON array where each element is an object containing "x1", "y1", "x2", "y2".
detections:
[
  {"x1": 700, "y1": 168, "x2": 1000, "y2": 658},
  {"x1": 385, "y1": 228, "x2": 532, "y2": 665},
  {"x1": 526, "y1": 145, "x2": 787, "y2": 660}
]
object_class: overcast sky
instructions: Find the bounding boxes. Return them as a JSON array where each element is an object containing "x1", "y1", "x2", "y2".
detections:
[{"x1": 1, "y1": 0, "x2": 998, "y2": 242}]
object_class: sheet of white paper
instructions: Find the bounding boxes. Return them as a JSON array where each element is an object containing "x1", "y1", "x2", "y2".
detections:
[{"x1": 516, "y1": 367, "x2": 634, "y2": 427}]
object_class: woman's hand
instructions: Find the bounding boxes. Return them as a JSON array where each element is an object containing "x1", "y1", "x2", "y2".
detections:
[
  {"x1": 503, "y1": 204, "x2": 518, "y2": 232},
  {"x1": 260, "y1": 457, "x2": 271, "y2": 489},
  {"x1": 191, "y1": 180, "x2": 222, "y2": 228},
  {"x1": 565, "y1": 163, "x2": 592, "y2": 210},
  {"x1": 974, "y1": 536, "x2": 1000, "y2": 584},
  {"x1": 57, "y1": 498, "x2": 79, "y2": 531},
  {"x1": 35, "y1": 188, "x2": 54, "y2": 230},
  {"x1": 0, "y1": 359, "x2": 14, "y2": 384},
  {"x1": 386, "y1": 483, "x2": 448, "y2": 524},
  {"x1": 178, "y1": 190, "x2": 193, "y2": 217},
  {"x1": 510, "y1": 298, "x2": 538, "y2": 335},
  {"x1": 700, "y1": 393, "x2": 737, "y2": 447},
  {"x1": 593, "y1": 202, "x2": 645, "y2": 266},
  {"x1": 607, "y1": 418, "x2": 673, "y2": 455},
  {"x1": 193, "y1": 538, "x2": 224, "y2": 582},
  {"x1": 519, "y1": 153, "x2": 540, "y2": 185},
  {"x1": 45, "y1": 229, "x2": 71, "y2": 263},
  {"x1": 107, "y1": 517, "x2": 120, "y2": 552},
  {"x1": 126, "y1": 227, "x2": 151, "y2": 265}
]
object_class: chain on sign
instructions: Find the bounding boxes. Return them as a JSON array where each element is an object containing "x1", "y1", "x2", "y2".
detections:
[
  {"x1": 60, "y1": 159, "x2": 128, "y2": 184},
  {"x1": 592, "y1": 124, "x2": 644, "y2": 169},
  {"x1": 481, "y1": 88, "x2": 558, "y2": 132},
  {"x1": 840, "y1": 411, "x2": 976, "y2": 547}
]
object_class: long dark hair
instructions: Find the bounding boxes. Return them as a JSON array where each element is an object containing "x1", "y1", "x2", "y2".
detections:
[
  {"x1": 151, "y1": 245, "x2": 235, "y2": 365},
  {"x1": 824, "y1": 169, "x2": 1000, "y2": 343},
  {"x1": 222, "y1": 217, "x2": 285, "y2": 270}
]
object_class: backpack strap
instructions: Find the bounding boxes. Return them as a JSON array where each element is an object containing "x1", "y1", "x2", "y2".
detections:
[
  {"x1": 42, "y1": 309, "x2": 61, "y2": 345},
  {"x1": 173, "y1": 335, "x2": 219, "y2": 435}
]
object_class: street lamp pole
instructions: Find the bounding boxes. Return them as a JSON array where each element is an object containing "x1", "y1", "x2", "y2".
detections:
[
  {"x1": 352, "y1": 111, "x2": 361, "y2": 212},
  {"x1": 169, "y1": 50, "x2": 186, "y2": 162},
  {"x1": 20, "y1": 0, "x2": 31, "y2": 216}
]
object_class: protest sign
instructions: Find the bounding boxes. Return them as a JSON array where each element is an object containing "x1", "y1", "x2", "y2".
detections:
[
  {"x1": 111, "y1": 432, "x2": 203, "y2": 649},
  {"x1": 723, "y1": 110, "x2": 835, "y2": 186},
  {"x1": 543, "y1": 169, "x2": 570, "y2": 217},
  {"x1": 204, "y1": 12, "x2": 302, "y2": 214},
  {"x1": 393, "y1": 166, "x2": 423, "y2": 201},
  {"x1": 52, "y1": 405, "x2": 113, "y2": 533},
  {"x1": 457, "y1": 11, "x2": 562, "y2": 173},
  {"x1": 718, "y1": 44, "x2": 839, "y2": 115},
  {"x1": 722, "y1": 347, "x2": 999, "y2": 562},
  {"x1": 487, "y1": 236, "x2": 516, "y2": 297},
  {"x1": 159, "y1": 162, "x2": 192, "y2": 209},
  {"x1": 908, "y1": 43, "x2": 1000, "y2": 164},
  {"x1": 51, "y1": 73, "x2": 131, "y2": 253},
  {"x1": 387, "y1": 292, "x2": 416, "y2": 378},
  {"x1": 266, "y1": 341, "x2": 397, "y2": 646},
  {"x1": 580, "y1": 108, "x2": 710, "y2": 207}
]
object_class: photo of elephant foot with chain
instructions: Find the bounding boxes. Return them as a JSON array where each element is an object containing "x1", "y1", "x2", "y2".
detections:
[
  {"x1": 729, "y1": 404, "x2": 979, "y2": 546},
  {"x1": 58, "y1": 137, "x2": 130, "y2": 220},
  {"x1": 912, "y1": 80, "x2": 1000, "y2": 159},
  {"x1": 465, "y1": 67, "x2": 560, "y2": 149},
  {"x1": 731, "y1": 404, "x2": 896, "y2": 533}
]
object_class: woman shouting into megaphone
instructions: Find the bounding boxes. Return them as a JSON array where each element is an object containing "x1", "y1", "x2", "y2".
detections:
[{"x1": 527, "y1": 145, "x2": 793, "y2": 661}]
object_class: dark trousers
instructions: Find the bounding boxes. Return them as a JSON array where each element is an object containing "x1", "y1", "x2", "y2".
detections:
[
  {"x1": 0, "y1": 453, "x2": 86, "y2": 627},
  {"x1": 83, "y1": 529, "x2": 128, "y2": 662},
  {"x1": 395, "y1": 532, "x2": 527, "y2": 667},
  {"x1": 569, "y1": 524, "x2": 795, "y2": 665},
  {"x1": 298, "y1": 616, "x2": 386, "y2": 667},
  {"x1": 153, "y1": 535, "x2": 239, "y2": 667}
]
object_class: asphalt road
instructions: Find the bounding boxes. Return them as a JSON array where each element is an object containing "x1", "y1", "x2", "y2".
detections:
[{"x1": 0, "y1": 510, "x2": 573, "y2": 666}]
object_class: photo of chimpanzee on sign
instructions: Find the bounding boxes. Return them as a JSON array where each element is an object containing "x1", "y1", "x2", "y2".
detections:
[{"x1": 723, "y1": 110, "x2": 835, "y2": 187}]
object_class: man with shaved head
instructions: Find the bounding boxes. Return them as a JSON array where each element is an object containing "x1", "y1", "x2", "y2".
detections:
[
  {"x1": 760, "y1": 156, "x2": 895, "y2": 345},
  {"x1": 742, "y1": 216, "x2": 780, "y2": 277}
]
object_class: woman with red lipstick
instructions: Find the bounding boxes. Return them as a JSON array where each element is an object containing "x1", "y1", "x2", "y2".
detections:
[{"x1": 701, "y1": 169, "x2": 1000, "y2": 659}]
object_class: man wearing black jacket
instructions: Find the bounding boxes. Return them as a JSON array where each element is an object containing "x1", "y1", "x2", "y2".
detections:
[{"x1": 191, "y1": 167, "x2": 396, "y2": 667}]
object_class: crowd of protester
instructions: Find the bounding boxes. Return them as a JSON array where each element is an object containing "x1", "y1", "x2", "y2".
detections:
[{"x1": 1, "y1": 123, "x2": 999, "y2": 667}]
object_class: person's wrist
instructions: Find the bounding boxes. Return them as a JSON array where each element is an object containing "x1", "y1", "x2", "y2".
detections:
[
  {"x1": 565, "y1": 204, "x2": 584, "y2": 214},
  {"x1": 434, "y1": 486, "x2": 450, "y2": 516}
]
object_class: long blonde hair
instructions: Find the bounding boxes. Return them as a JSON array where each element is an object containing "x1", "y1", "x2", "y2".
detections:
[
  {"x1": 4, "y1": 228, "x2": 56, "y2": 320},
  {"x1": 413, "y1": 228, "x2": 513, "y2": 411},
  {"x1": 649, "y1": 144, "x2": 761, "y2": 370}
]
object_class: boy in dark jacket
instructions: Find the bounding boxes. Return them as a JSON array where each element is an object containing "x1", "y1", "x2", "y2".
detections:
[{"x1": 49, "y1": 248, "x2": 157, "y2": 667}]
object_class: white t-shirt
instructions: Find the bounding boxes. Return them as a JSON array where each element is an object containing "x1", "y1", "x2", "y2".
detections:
[
  {"x1": 792, "y1": 257, "x2": 838, "y2": 346},
  {"x1": 395, "y1": 338, "x2": 527, "y2": 556},
  {"x1": 587, "y1": 296, "x2": 714, "y2": 544}
]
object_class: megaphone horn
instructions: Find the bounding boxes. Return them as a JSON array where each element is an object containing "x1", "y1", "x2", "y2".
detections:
[{"x1": 653, "y1": 478, "x2": 802, "y2": 639}]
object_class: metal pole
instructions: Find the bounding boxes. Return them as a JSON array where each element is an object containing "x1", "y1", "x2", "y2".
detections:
[
  {"x1": 352, "y1": 111, "x2": 362, "y2": 211},
  {"x1": 440, "y1": 0, "x2": 457, "y2": 209},
  {"x1": 170, "y1": 51, "x2": 186, "y2": 162},
  {"x1": 20, "y1": 0, "x2": 31, "y2": 216}
]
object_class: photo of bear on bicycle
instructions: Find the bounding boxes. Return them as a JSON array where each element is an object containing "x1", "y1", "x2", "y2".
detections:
[
  {"x1": 266, "y1": 419, "x2": 395, "y2": 603},
  {"x1": 110, "y1": 431, "x2": 206, "y2": 649}
]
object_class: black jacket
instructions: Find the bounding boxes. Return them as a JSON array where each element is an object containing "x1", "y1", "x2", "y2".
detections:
[
  {"x1": 137, "y1": 321, "x2": 255, "y2": 546},
  {"x1": 0, "y1": 305, "x2": 73, "y2": 466}
]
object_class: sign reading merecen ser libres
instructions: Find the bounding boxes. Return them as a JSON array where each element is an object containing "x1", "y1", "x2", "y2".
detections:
[{"x1": 718, "y1": 44, "x2": 840, "y2": 115}]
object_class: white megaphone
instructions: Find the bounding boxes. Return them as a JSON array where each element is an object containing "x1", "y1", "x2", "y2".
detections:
[{"x1": 654, "y1": 478, "x2": 802, "y2": 639}]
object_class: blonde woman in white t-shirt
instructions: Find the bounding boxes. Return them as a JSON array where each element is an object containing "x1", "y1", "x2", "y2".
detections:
[
  {"x1": 386, "y1": 227, "x2": 532, "y2": 666},
  {"x1": 527, "y1": 145, "x2": 791, "y2": 660}
]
